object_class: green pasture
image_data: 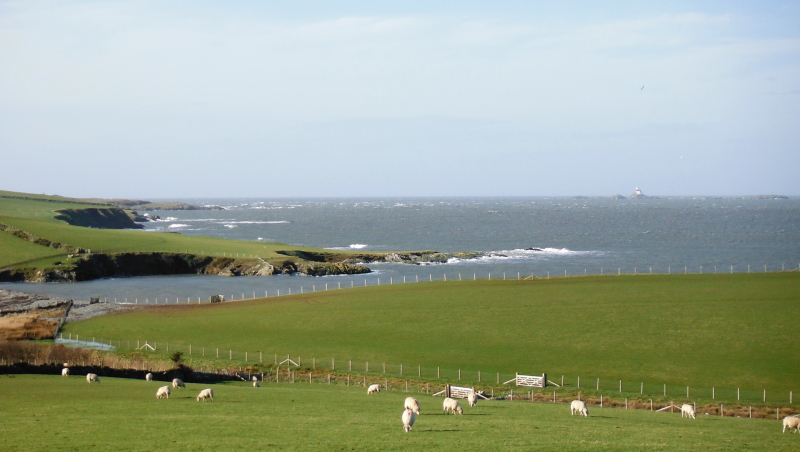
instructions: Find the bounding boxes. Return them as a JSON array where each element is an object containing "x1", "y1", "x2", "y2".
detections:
[
  {"x1": 0, "y1": 191, "x2": 328, "y2": 269},
  {"x1": 0, "y1": 374, "x2": 794, "y2": 451},
  {"x1": 65, "y1": 273, "x2": 800, "y2": 396},
  {"x1": 0, "y1": 228, "x2": 64, "y2": 268}
]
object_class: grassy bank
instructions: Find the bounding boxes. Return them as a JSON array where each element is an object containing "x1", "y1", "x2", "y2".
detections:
[
  {"x1": 0, "y1": 190, "x2": 371, "y2": 274},
  {"x1": 64, "y1": 273, "x2": 800, "y2": 394},
  {"x1": 0, "y1": 374, "x2": 794, "y2": 451}
]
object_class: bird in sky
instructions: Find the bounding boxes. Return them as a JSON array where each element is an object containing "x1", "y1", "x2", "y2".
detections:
[{"x1": 641, "y1": 85, "x2": 645, "y2": 90}]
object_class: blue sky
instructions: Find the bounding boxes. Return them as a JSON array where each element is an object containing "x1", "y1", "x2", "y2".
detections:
[{"x1": 1, "y1": 1, "x2": 798, "y2": 197}]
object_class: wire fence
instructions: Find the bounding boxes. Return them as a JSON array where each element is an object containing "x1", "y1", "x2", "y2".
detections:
[
  {"x1": 89, "y1": 263, "x2": 800, "y2": 306},
  {"x1": 57, "y1": 334, "x2": 798, "y2": 408}
]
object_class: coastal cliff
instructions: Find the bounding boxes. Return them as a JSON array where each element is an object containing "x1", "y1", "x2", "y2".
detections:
[
  {"x1": 0, "y1": 252, "x2": 371, "y2": 282},
  {"x1": 54, "y1": 207, "x2": 143, "y2": 229}
]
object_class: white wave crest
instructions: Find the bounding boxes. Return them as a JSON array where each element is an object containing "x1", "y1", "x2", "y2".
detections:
[
  {"x1": 447, "y1": 248, "x2": 599, "y2": 264},
  {"x1": 168, "y1": 224, "x2": 190, "y2": 229},
  {"x1": 217, "y1": 220, "x2": 290, "y2": 224},
  {"x1": 349, "y1": 244, "x2": 368, "y2": 249}
]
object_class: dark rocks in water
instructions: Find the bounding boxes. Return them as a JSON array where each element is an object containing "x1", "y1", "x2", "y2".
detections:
[
  {"x1": 610, "y1": 194, "x2": 626, "y2": 199},
  {"x1": 524, "y1": 248, "x2": 543, "y2": 251}
]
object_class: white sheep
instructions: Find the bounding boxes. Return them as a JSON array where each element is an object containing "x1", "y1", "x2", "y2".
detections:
[
  {"x1": 145, "y1": 373, "x2": 153, "y2": 382},
  {"x1": 252, "y1": 376, "x2": 258, "y2": 382},
  {"x1": 172, "y1": 378, "x2": 186, "y2": 389},
  {"x1": 61, "y1": 368, "x2": 69, "y2": 377},
  {"x1": 783, "y1": 415, "x2": 800, "y2": 433},
  {"x1": 681, "y1": 404, "x2": 696, "y2": 419},
  {"x1": 367, "y1": 384, "x2": 381, "y2": 394},
  {"x1": 404, "y1": 397, "x2": 421, "y2": 415},
  {"x1": 468, "y1": 391, "x2": 478, "y2": 407},
  {"x1": 86, "y1": 373, "x2": 100, "y2": 383},
  {"x1": 402, "y1": 408, "x2": 417, "y2": 433},
  {"x1": 571, "y1": 400, "x2": 589, "y2": 417},
  {"x1": 253, "y1": 380, "x2": 260, "y2": 388},
  {"x1": 156, "y1": 386, "x2": 171, "y2": 399},
  {"x1": 443, "y1": 397, "x2": 463, "y2": 415},
  {"x1": 197, "y1": 388, "x2": 214, "y2": 402}
]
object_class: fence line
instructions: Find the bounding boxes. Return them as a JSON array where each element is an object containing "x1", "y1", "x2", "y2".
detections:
[
  {"x1": 94, "y1": 263, "x2": 800, "y2": 306},
  {"x1": 56, "y1": 334, "x2": 798, "y2": 407}
]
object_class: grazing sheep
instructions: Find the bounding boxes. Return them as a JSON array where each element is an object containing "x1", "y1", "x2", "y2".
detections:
[
  {"x1": 156, "y1": 386, "x2": 171, "y2": 399},
  {"x1": 367, "y1": 384, "x2": 381, "y2": 395},
  {"x1": 681, "y1": 404, "x2": 696, "y2": 419},
  {"x1": 443, "y1": 397, "x2": 463, "y2": 415},
  {"x1": 467, "y1": 391, "x2": 478, "y2": 407},
  {"x1": 571, "y1": 400, "x2": 589, "y2": 417},
  {"x1": 86, "y1": 373, "x2": 99, "y2": 383},
  {"x1": 197, "y1": 388, "x2": 214, "y2": 402},
  {"x1": 145, "y1": 373, "x2": 153, "y2": 382},
  {"x1": 253, "y1": 380, "x2": 260, "y2": 388},
  {"x1": 404, "y1": 397, "x2": 421, "y2": 415},
  {"x1": 172, "y1": 378, "x2": 186, "y2": 389},
  {"x1": 61, "y1": 368, "x2": 69, "y2": 377},
  {"x1": 402, "y1": 408, "x2": 417, "y2": 433},
  {"x1": 783, "y1": 416, "x2": 800, "y2": 433}
]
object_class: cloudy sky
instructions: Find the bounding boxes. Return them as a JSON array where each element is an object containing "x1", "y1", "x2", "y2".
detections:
[{"x1": 1, "y1": 1, "x2": 798, "y2": 198}]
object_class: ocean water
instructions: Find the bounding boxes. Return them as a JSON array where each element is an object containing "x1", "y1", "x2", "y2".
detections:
[{"x1": 3, "y1": 197, "x2": 799, "y2": 302}]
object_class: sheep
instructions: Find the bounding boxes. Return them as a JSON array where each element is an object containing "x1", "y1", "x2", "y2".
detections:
[
  {"x1": 571, "y1": 400, "x2": 589, "y2": 417},
  {"x1": 681, "y1": 404, "x2": 696, "y2": 419},
  {"x1": 172, "y1": 378, "x2": 186, "y2": 389},
  {"x1": 156, "y1": 386, "x2": 171, "y2": 399},
  {"x1": 253, "y1": 380, "x2": 260, "y2": 388},
  {"x1": 61, "y1": 368, "x2": 69, "y2": 377},
  {"x1": 404, "y1": 397, "x2": 421, "y2": 415},
  {"x1": 443, "y1": 397, "x2": 463, "y2": 415},
  {"x1": 468, "y1": 391, "x2": 478, "y2": 407},
  {"x1": 86, "y1": 373, "x2": 100, "y2": 383},
  {"x1": 145, "y1": 373, "x2": 153, "y2": 382},
  {"x1": 783, "y1": 415, "x2": 800, "y2": 433},
  {"x1": 197, "y1": 388, "x2": 214, "y2": 402},
  {"x1": 252, "y1": 376, "x2": 258, "y2": 382},
  {"x1": 402, "y1": 408, "x2": 417, "y2": 433},
  {"x1": 367, "y1": 384, "x2": 381, "y2": 394}
]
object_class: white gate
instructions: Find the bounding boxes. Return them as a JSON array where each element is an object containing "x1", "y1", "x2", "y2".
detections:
[{"x1": 503, "y1": 373, "x2": 547, "y2": 388}]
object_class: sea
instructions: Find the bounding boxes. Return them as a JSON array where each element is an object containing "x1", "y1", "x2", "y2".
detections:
[{"x1": 2, "y1": 197, "x2": 799, "y2": 302}]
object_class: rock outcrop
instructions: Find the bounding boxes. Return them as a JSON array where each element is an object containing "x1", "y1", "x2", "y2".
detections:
[{"x1": 54, "y1": 207, "x2": 143, "y2": 229}]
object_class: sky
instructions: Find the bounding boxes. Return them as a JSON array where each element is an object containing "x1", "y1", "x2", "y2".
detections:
[{"x1": 1, "y1": 1, "x2": 798, "y2": 198}]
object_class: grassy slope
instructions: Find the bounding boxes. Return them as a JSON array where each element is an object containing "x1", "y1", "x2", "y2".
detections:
[
  {"x1": 0, "y1": 375, "x2": 793, "y2": 452},
  {"x1": 65, "y1": 273, "x2": 800, "y2": 391},
  {"x1": 0, "y1": 228, "x2": 62, "y2": 267},
  {"x1": 0, "y1": 192, "x2": 332, "y2": 268}
]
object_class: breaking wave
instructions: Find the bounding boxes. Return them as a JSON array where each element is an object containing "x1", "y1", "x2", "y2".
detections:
[{"x1": 447, "y1": 248, "x2": 599, "y2": 264}]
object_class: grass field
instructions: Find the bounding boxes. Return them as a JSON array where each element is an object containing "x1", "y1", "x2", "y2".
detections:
[
  {"x1": 65, "y1": 273, "x2": 800, "y2": 396},
  {"x1": 0, "y1": 191, "x2": 343, "y2": 269},
  {"x1": 0, "y1": 374, "x2": 795, "y2": 451}
]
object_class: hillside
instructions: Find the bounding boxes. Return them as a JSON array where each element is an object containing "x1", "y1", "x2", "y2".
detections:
[
  {"x1": 0, "y1": 190, "x2": 381, "y2": 281},
  {"x1": 65, "y1": 273, "x2": 800, "y2": 393}
]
